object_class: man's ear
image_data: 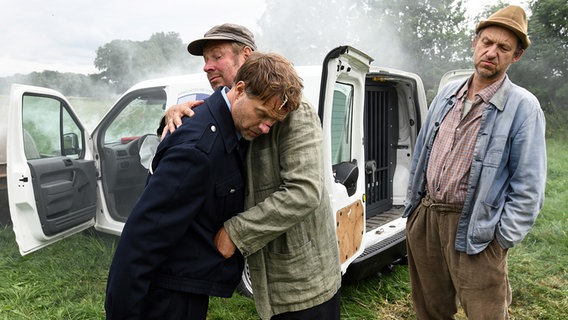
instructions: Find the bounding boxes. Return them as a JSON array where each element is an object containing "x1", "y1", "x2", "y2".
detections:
[
  {"x1": 242, "y1": 46, "x2": 253, "y2": 59},
  {"x1": 512, "y1": 48, "x2": 525, "y2": 63},
  {"x1": 234, "y1": 81, "x2": 246, "y2": 97},
  {"x1": 472, "y1": 35, "x2": 478, "y2": 49}
]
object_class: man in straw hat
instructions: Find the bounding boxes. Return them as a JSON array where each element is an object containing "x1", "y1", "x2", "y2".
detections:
[{"x1": 403, "y1": 5, "x2": 546, "y2": 319}]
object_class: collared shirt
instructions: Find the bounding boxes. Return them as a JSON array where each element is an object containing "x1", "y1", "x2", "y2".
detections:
[
  {"x1": 220, "y1": 86, "x2": 243, "y2": 141},
  {"x1": 427, "y1": 76, "x2": 505, "y2": 204},
  {"x1": 221, "y1": 86, "x2": 232, "y2": 111}
]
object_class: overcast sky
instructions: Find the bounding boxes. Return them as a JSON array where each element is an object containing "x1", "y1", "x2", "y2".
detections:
[
  {"x1": 0, "y1": 0, "x2": 266, "y2": 77},
  {"x1": 0, "y1": 0, "x2": 527, "y2": 78}
]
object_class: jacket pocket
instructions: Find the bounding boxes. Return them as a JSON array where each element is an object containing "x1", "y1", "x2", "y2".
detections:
[
  {"x1": 482, "y1": 135, "x2": 507, "y2": 167},
  {"x1": 214, "y1": 172, "x2": 244, "y2": 221},
  {"x1": 265, "y1": 240, "x2": 325, "y2": 305},
  {"x1": 250, "y1": 145, "x2": 279, "y2": 193},
  {"x1": 470, "y1": 202, "x2": 500, "y2": 245},
  {"x1": 471, "y1": 226, "x2": 495, "y2": 245}
]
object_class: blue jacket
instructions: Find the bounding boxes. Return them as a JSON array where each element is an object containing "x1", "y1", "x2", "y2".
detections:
[
  {"x1": 105, "y1": 89, "x2": 246, "y2": 319},
  {"x1": 403, "y1": 76, "x2": 546, "y2": 254}
]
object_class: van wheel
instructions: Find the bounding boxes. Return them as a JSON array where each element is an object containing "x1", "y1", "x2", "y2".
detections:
[{"x1": 236, "y1": 262, "x2": 253, "y2": 298}]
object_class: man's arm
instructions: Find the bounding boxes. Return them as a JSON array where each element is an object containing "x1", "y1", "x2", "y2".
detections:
[
  {"x1": 223, "y1": 101, "x2": 325, "y2": 256},
  {"x1": 214, "y1": 226, "x2": 236, "y2": 258},
  {"x1": 161, "y1": 100, "x2": 204, "y2": 139},
  {"x1": 496, "y1": 102, "x2": 546, "y2": 248}
]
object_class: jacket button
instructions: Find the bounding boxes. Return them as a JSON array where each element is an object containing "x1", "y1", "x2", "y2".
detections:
[
  {"x1": 229, "y1": 188, "x2": 236, "y2": 194},
  {"x1": 210, "y1": 125, "x2": 217, "y2": 132}
]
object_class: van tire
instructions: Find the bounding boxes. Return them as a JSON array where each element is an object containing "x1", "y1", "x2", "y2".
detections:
[{"x1": 236, "y1": 262, "x2": 253, "y2": 298}]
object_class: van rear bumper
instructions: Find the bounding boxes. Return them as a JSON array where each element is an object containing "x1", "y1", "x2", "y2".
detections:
[{"x1": 342, "y1": 229, "x2": 407, "y2": 283}]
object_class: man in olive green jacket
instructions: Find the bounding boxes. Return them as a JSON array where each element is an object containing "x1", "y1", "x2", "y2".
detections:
[{"x1": 221, "y1": 99, "x2": 342, "y2": 319}]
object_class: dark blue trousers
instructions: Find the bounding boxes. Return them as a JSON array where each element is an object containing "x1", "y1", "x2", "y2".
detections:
[{"x1": 140, "y1": 286, "x2": 209, "y2": 319}]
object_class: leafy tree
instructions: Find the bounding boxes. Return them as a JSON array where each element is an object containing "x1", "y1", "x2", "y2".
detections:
[
  {"x1": 518, "y1": 0, "x2": 568, "y2": 113},
  {"x1": 94, "y1": 39, "x2": 138, "y2": 92},
  {"x1": 94, "y1": 32, "x2": 201, "y2": 92},
  {"x1": 257, "y1": 0, "x2": 472, "y2": 99},
  {"x1": 380, "y1": 0, "x2": 472, "y2": 98},
  {"x1": 0, "y1": 70, "x2": 110, "y2": 97},
  {"x1": 258, "y1": 0, "x2": 568, "y2": 112},
  {"x1": 257, "y1": 0, "x2": 362, "y2": 65},
  {"x1": 3, "y1": 0, "x2": 567, "y2": 116}
]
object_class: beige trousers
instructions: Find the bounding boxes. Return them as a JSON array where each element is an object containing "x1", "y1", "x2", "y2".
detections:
[{"x1": 406, "y1": 195, "x2": 512, "y2": 320}]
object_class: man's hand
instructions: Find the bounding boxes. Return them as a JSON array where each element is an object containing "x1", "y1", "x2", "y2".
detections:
[
  {"x1": 214, "y1": 226, "x2": 237, "y2": 259},
  {"x1": 161, "y1": 100, "x2": 204, "y2": 139}
]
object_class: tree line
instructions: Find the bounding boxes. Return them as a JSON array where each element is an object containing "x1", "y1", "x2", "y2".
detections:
[
  {"x1": 0, "y1": 32, "x2": 201, "y2": 97},
  {"x1": 1, "y1": 0, "x2": 565, "y2": 115}
]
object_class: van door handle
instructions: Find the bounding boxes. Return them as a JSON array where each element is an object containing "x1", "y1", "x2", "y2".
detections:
[{"x1": 63, "y1": 158, "x2": 73, "y2": 167}]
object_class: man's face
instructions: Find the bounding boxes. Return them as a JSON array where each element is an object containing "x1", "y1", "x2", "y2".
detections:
[
  {"x1": 472, "y1": 26, "x2": 523, "y2": 82},
  {"x1": 202, "y1": 42, "x2": 247, "y2": 90},
  {"x1": 230, "y1": 82, "x2": 287, "y2": 141}
]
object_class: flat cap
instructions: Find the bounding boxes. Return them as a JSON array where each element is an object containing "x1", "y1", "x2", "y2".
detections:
[{"x1": 187, "y1": 23, "x2": 257, "y2": 56}]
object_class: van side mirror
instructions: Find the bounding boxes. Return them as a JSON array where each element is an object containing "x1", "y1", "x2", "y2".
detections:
[
  {"x1": 333, "y1": 159, "x2": 358, "y2": 197},
  {"x1": 63, "y1": 132, "x2": 80, "y2": 156}
]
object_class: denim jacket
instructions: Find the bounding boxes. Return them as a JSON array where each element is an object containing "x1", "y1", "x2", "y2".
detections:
[{"x1": 403, "y1": 76, "x2": 546, "y2": 254}]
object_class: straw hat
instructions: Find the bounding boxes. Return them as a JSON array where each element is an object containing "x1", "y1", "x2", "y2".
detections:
[{"x1": 476, "y1": 5, "x2": 531, "y2": 49}]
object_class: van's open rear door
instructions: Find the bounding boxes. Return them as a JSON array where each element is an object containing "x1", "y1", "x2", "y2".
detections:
[
  {"x1": 7, "y1": 84, "x2": 97, "y2": 255},
  {"x1": 318, "y1": 46, "x2": 373, "y2": 274}
]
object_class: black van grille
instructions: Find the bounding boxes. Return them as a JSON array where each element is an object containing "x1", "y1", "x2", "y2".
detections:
[{"x1": 364, "y1": 86, "x2": 398, "y2": 217}]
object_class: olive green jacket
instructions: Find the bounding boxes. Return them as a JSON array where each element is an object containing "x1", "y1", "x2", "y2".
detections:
[{"x1": 224, "y1": 100, "x2": 341, "y2": 320}]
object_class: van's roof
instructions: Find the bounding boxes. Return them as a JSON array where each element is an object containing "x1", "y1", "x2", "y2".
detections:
[{"x1": 123, "y1": 66, "x2": 325, "y2": 109}]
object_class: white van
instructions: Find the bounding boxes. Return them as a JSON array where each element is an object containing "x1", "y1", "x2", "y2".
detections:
[{"x1": 4, "y1": 46, "x2": 427, "y2": 293}]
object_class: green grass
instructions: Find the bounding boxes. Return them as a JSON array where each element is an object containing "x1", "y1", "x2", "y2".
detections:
[
  {"x1": 0, "y1": 229, "x2": 116, "y2": 319},
  {"x1": 1, "y1": 135, "x2": 566, "y2": 319}
]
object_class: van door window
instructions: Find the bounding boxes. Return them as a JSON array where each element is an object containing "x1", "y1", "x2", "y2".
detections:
[
  {"x1": 104, "y1": 92, "x2": 166, "y2": 144},
  {"x1": 99, "y1": 89, "x2": 167, "y2": 222},
  {"x1": 331, "y1": 82, "x2": 354, "y2": 164},
  {"x1": 22, "y1": 95, "x2": 83, "y2": 159}
]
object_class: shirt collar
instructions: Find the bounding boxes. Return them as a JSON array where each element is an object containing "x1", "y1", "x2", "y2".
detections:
[
  {"x1": 457, "y1": 75, "x2": 506, "y2": 105},
  {"x1": 219, "y1": 86, "x2": 243, "y2": 140}
]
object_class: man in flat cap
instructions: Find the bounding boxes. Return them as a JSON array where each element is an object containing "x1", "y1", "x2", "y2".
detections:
[
  {"x1": 403, "y1": 5, "x2": 546, "y2": 319},
  {"x1": 164, "y1": 24, "x2": 342, "y2": 320},
  {"x1": 187, "y1": 23, "x2": 257, "y2": 89},
  {"x1": 105, "y1": 51, "x2": 304, "y2": 320}
]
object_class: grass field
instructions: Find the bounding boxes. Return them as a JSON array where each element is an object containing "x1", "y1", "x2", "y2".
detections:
[{"x1": 0, "y1": 134, "x2": 566, "y2": 319}]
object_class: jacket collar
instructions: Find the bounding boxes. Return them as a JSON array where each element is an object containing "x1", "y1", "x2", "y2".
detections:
[
  {"x1": 449, "y1": 75, "x2": 512, "y2": 112},
  {"x1": 488, "y1": 76, "x2": 512, "y2": 112},
  {"x1": 208, "y1": 87, "x2": 240, "y2": 154}
]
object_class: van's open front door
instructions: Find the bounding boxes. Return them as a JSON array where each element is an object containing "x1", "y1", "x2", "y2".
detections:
[
  {"x1": 318, "y1": 46, "x2": 373, "y2": 274},
  {"x1": 7, "y1": 84, "x2": 97, "y2": 255}
]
